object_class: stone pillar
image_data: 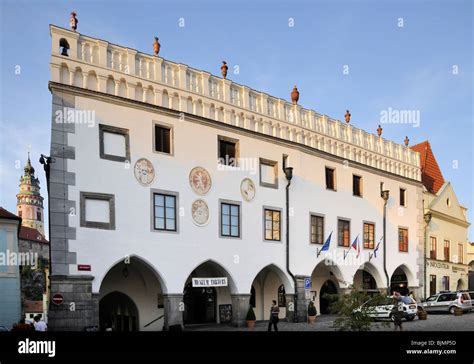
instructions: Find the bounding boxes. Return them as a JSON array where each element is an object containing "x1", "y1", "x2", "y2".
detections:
[
  {"x1": 48, "y1": 275, "x2": 98, "y2": 331},
  {"x1": 285, "y1": 293, "x2": 296, "y2": 322},
  {"x1": 98, "y1": 75, "x2": 108, "y2": 93},
  {"x1": 231, "y1": 294, "x2": 251, "y2": 327},
  {"x1": 163, "y1": 294, "x2": 183, "y2": 331},
  {"x1": 295, "y1": 275, "x2": 310, "y2": 323}
]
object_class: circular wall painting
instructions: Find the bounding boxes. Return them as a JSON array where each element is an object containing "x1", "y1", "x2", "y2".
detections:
[
  {"x1": 240, "y1": 178, "x2": 256, "y2": 201},
  {"x1": 189, "y1": 166, "x2": 212, "y2": 195},
  {"x1": 134, "y1": 158, "x2": 155, "y2": 186},
  {"x1": 191, "y1": 199, "x2": 210, "y2": 226}
]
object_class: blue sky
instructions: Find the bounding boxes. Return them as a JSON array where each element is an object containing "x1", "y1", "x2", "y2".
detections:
[{"x1": 0, "y1": 0, "x2": 472, "y2": 239}]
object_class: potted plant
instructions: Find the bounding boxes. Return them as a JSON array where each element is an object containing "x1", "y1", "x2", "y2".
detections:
[
  {"x1": 308, "y1": 301, "x2": 317, "y2": 323},
  {"x1": 246, "y1": 306, "x2": 256, "y2": 329}
]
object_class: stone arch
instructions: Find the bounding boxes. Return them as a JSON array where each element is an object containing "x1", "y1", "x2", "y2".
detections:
[
  {"x1": 106, "y1": 75, "x2": 115, "y2": 95},
  {"x1": 73, "y1": 67, "x2": 83, "y2": 88},
  {"x1": 353, "y1": 262, "x2": 385, "y2": 291},
  {"x1": 146, "y1": 86, "x2": 154, "y2": 104},
  {"x1": 59, "y1": 63, "x2": 69, "y2": 84},
  {"x1": 162, "y1": 89, "x2": 169, "y2": 108},
  {"x1": 135, "y1": 82, "x2": 143, "y2": 101},
  {"x1": 87, "y1": 70, "x2": 98, "y2": 91},
  {"x1": 118, "y1": 78, "x2": 128, "y2": 98},
  {"x1": 390, "y1": 264, "x2": 416, "y2": 296}
]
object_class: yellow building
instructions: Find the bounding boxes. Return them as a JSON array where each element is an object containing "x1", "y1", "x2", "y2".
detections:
[{"x1": 412, "y1": 141, "x2": 471, "y2": 299}]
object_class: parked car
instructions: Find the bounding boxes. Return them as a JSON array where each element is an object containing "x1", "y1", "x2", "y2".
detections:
[
  {"x1": 356, "y1": 296, "x2": 418, "y2": 321},
  {"x1": 458, "y1": 290, "x2": 474, "y2": 309},
  {"x1": 420, "y1": 291, "x2": 472, "y2": 314}
]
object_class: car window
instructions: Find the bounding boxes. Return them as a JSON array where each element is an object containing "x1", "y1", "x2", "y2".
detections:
[
  {"x1": 438, "y1": 294, "x2": 455, "y2": 302},
  {"x1": 462, "y1": 293, "x2": 470, "y2": 300},
  {"x1": 426, "y1": 296, "x2": 437, "y2": 302}
]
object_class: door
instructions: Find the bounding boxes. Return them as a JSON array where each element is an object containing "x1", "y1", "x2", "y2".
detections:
[{"x1": 183, "y1": 283, "x2": 216, "y2": 324}]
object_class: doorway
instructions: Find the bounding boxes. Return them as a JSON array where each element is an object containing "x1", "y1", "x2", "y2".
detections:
[
  {"x1": 183, "y1": 283, "x2": 216, "y2": 324},
  {"x1": 320, "y1": 280, "x2": 338, "y2": 314}
]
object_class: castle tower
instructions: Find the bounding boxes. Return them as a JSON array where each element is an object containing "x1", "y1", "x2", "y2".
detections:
[{"x1": 16, "y1": 154, "x2": 45, "y2": 236}]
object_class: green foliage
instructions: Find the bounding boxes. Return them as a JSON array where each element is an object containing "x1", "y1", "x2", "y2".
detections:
[
  {"x1": 246, "y1": 306, "x2": 256, "y2": 321},
  {"x1": 326, "y1": 287, "x2": 390, "y2": 331},
  {"x1": 308, "y1": 301, "x2": 317, "y2": 316}
]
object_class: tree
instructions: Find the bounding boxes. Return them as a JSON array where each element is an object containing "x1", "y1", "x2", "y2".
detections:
[{"x1": 325, "y1": 287, "x2": 390, "y2": 331}]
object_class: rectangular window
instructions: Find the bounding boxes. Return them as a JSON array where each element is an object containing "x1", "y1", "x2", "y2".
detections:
[
  {"x1": 36, "y1": 211, "x2": 41, "y2": 221},
  {"x1": 221, "y1": 202, "x2": 240, "y2": 238},
  {"x1": 325, "y1": 167, "x2": 336, "y2": 190},
  {"x1": 259, "y1": 158, "x2": 278, "y2": 188},
  {"x1": 443, "y1": 240, "x2": 450, "y2": 262},
  {"x1": 398, "y1": 228, "x2": 408, "y2": 252},
  {"x1": 458, "y1": 243, "x2": 463, "y2": 264},
  {"x1": 154, "y1": 124, "x2": 172, "y2": 154},
  {"x1": 80, "y1": 192, "x2": 115, "y2": 230},
  {"x1": 218, "y1": 136, "x2": 238, "y2": 167},
  {"x1": 99, "y1": 124, "x2": 130, "y2": 162},
  {"x1": 338, "y1": 219, "x2": 350, "y2": 247},
  {"x1": 353, "y1": 175, "x2": 362, "y2": 197},
  {"x1": 264, "y1": 209, "x2": 281, "y2": 241},
  {"x1": 153, "y1": 193, "x2": 177, "y2": 231},
  {"x1": 429, "y1": 275, "x2": 437, "y2": 296},
  {"x1": 400, "y1": 188, "x2": 406, "y2": 207},
  {"x1": 442, "y1": 276, "x2": 450, "y2": 291},
  {"x1": 430, "y1": 236, "x2": 437, "y2": 259},
  {"x1": 363, "y1": 223, "x2": 375, "y2": 249},
  {"x1": 310, "y1": 215, "x2": 324, "y2": 245}
]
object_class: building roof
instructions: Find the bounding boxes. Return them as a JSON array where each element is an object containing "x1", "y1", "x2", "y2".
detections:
[
  {"x1": 0, "y1": 207, "x2": 21, "y2": 221},
  {"x1": 410, "y1": 141, "x2": 445, "y2": 194},
  {"x1": 19, "y1": 226, "x2": 49, "y2": 244},
  {"x1": 23, "y1": 300, "x2": 44, "y2": 313}
]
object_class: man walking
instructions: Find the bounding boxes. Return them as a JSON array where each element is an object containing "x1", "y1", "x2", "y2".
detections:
[
  {"x1": 391, "y1": 291, "x2": 404, "y2": 331},
  {"x1": 267, "y1": 300, "x2": 280, "y2": 332},
  {"x1": 33, "y1": 315, "x2": 47, "y2": 331}
]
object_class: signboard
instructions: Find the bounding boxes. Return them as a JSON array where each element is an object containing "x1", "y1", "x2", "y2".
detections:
[
  {"x1": 219, "y1": 304, "x2": 232, "y2": 323},
  {"x1": 304, "y1": 277, "x2": 311, "y2": 290},
  {"x1": 192, "y1": 277, "x2": 228, "y2": 287},
  {"x1": 52, "y1": 293, "x2": 64, "y2": 305},
  {"x1": 78, "y1": 264, "x2": 91, "y2": 271}
]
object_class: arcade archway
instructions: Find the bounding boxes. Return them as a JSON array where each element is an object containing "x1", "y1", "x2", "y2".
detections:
[{"x1": 311, "y1": 259, "x2": 345, "y2": 315}]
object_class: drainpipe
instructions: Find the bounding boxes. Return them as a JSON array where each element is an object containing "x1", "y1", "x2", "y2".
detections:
[
  {"x1": 381, "y1": 189, "x2": 390, "y2": 294},
  {"x1": 423, "y1": 212, "x2": 432, "y2": 300},
  {"x1": 284, "y1": 166, "x2": 297, "y2": 322},
  {"x1": 39, "y1": 155, "x2": 54, "y2": 309}
]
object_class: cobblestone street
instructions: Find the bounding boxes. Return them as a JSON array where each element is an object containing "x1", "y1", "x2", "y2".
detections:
[{"x1": 185, "y1": 312, "x2": 474, "y2": 331}]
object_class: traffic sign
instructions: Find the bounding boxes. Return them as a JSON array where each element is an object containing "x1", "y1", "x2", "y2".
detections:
[
  {"x1": 304, "y1": 278, "x2": 311, "y2": 290},
  {"x1": 52, "y1": 293, "x2": 64, "y2": 305}
]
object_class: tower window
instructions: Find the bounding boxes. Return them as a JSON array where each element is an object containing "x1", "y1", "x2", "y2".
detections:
[{"x1": 37, "y1": 211, "x2": 42, "y2": 221}]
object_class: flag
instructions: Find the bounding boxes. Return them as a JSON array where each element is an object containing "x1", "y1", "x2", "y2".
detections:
[
  {"x1": 351, "y1": 235, "x2": 360, "y2": 257},
  {"x1": 321, "y1": 232, "x2": 332, "y2": 252},
  {"x1": 374, "y1": 236, "x2": 383, "y2": 258}
]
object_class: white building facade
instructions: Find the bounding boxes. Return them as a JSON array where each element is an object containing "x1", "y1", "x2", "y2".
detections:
[{"x1": 47, "y1": 25, "x2": 424, "y2": 331}]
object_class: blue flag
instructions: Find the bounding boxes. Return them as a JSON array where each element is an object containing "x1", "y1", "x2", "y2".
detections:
[
  {"x1": 321, "y1": 232, "x2": 332, "y2": 252},
  {"x1": 374, "y1": 237, "x2": 382, "y2": 258}
]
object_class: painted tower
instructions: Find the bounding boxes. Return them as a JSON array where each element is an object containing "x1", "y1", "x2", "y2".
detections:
[{"x1": 16, "y1": 154, "x2": 45, "y2": 236}]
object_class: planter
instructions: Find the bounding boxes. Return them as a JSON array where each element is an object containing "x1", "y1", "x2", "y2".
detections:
[
  {"x1": 308, "y1": 315, "x2": 316, "y2": 323},
  {"x1": 246, "y1": 320, "x2": 256, "y2": 329},
  {"x1": 418, "y1": 310, "x2": 427, "y2": 320}
]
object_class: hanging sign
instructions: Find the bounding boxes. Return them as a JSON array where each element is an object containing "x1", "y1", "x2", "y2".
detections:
[{"x1": 192, "y1": 277, "x2": 228, "y2": 287}]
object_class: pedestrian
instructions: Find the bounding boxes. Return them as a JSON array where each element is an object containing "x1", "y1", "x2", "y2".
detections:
[
  {"x1": 391, "y1": 291, "x2": 404, "y2": 331},
  {"x1": 11, "y1": 318, "x2": 33, "y2": 332},
  {"x1": 33, "y1": 315, "x2": 47, "y2": 331},
  {"x1": 267, "y1": 300, "x2": 280, "y2": 332}
]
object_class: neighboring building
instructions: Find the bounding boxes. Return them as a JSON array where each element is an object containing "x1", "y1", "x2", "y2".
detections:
[
  {"x1": 411, "y1": 141, "x2": 471, "y2": 299},
  {"x1": 47, "y1": 24, "x2": 424, "y2": 331},
  {"x1": 0, "y1": 207, "x2": 22, "y2": 330},
  {"x1": 16, "y1": 155, "x2": 45, "y2": 236},
  {"x1": 19, "y1": 225, "x2": 49, "y2": 260},
  {"x1": 24, "y1": 299, "x2": 47, "y2": 324},
  {"x1": 468, "y1": 242, "x2": 474, "y2": 290}
]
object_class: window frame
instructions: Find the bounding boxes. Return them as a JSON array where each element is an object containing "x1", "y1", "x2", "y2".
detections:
[
  {"x1": 218, "y1": 135, "x2": 239, "y2": 167},
  {"x1": 429, "y1": 236, "x2": 437, "y2": 259},
  {"x1": 309, "y1": 213, "x2": 325, "y2": 245},
  {"x1": 219, "y1": 199, "x2": 241, "y2": 239},
  {"x1": 337, "y1": 218, "x2": 351, "y2": 247},
  {"x1": 443, "y1": 240, "x2": 450, "y2": 262},
  {"x1": 363, "y1": 222, "x2": 375, "y2": 249},
  {"x1": 263, "y1": 207, "x2": 282, "y2": 242},
  {"x1": 352, "y1": 174, "x2": 363, "y2": 197},
  {"x1": 399, "y1": 188, "x2": 407, "y2": 207},
  {"x1": 99, "y1": 124, "x2": 130, "y2": 162},
  {"x1": 398, "y1": 227, "x2": 409, "y2": 252},
  {"x1": 259, "y1": 158, "x2": 278, "y2": 189},
  {"x1": 152, "y1": 121, "x2": 173, "y2": 156},
  {"x1": 150, "y1": 189, "x2": 179, "y2": 233},
  {"x1": 80, "y1": 191, "x2": 116, "y2": 230},
  {"x1": 325, "y1": 167, "x2": 336, "y2": 191}
]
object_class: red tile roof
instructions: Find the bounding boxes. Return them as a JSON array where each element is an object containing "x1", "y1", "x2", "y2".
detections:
[
  {"x1": 411, "y1": 141, "x2": 445, "y2": 194},
  {"x1": 0, "y1": 207, "x2": 21, "y2": 221},
  {"x1": 19, "y1": 226, "x2": 49, "y2": 244},
  {"x1": 23, "y1": 300, "x2": 44, "y2": 313}
]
